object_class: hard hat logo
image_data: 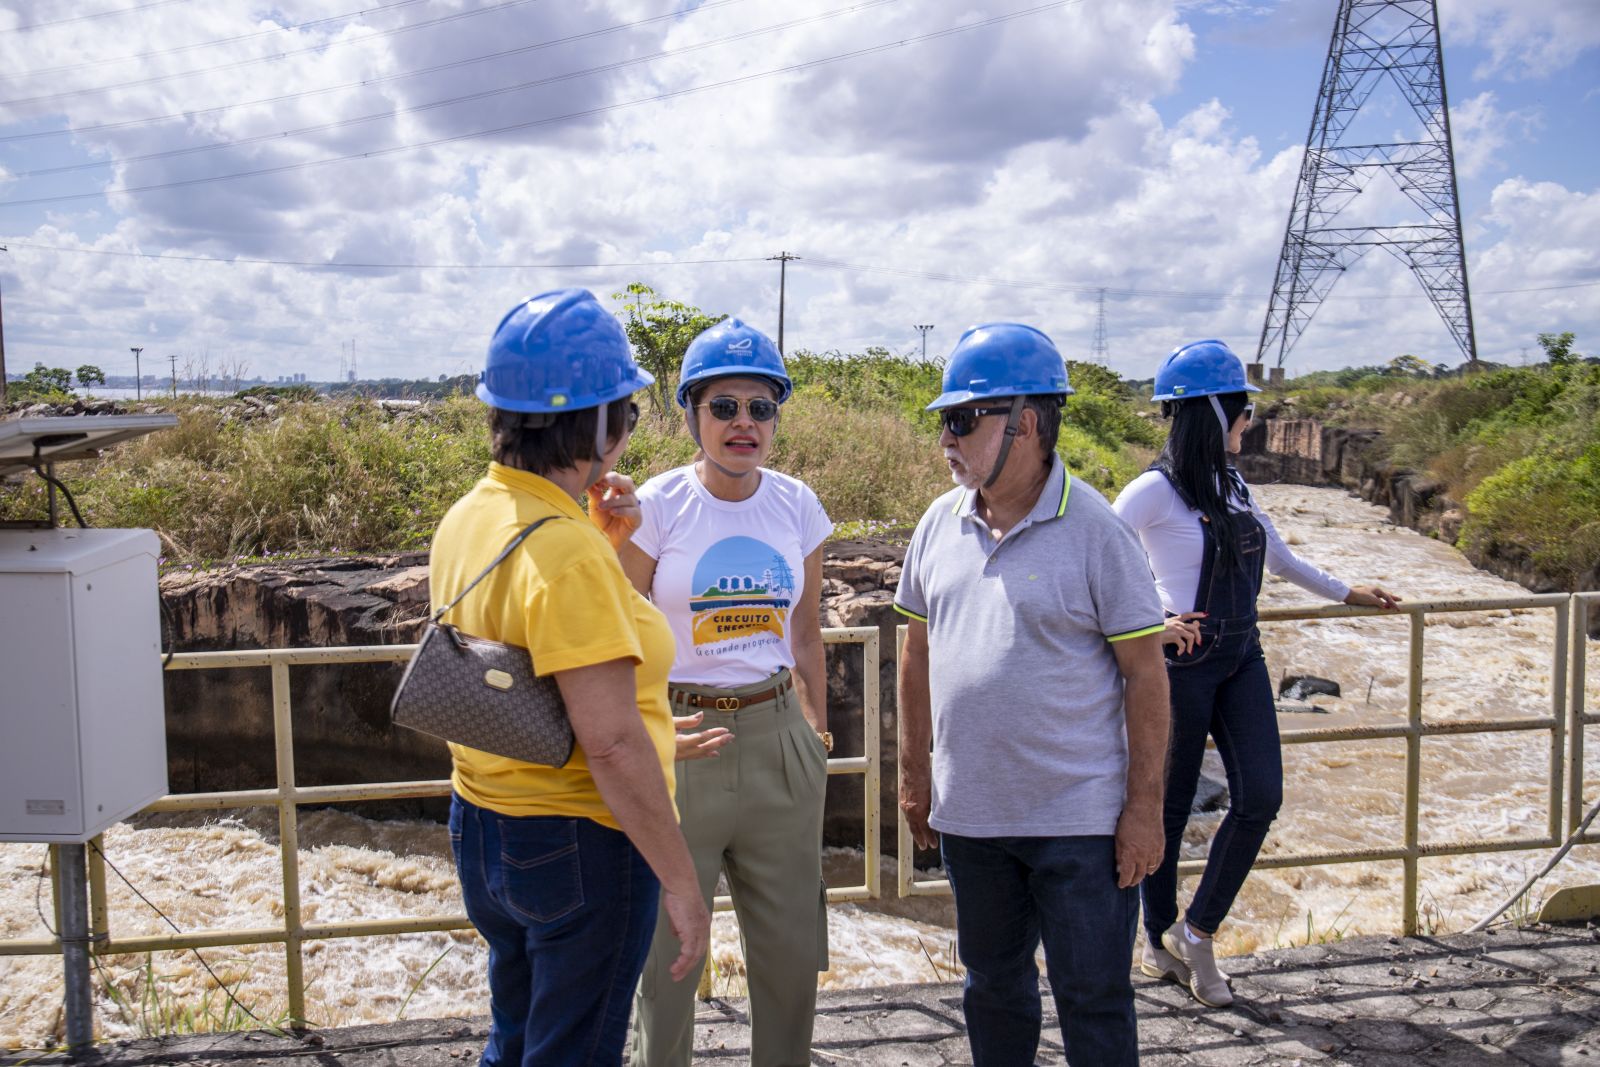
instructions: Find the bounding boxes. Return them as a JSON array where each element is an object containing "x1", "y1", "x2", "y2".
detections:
[{"x1": 727, "y1": 338, "x2": 754, "y2": 352}]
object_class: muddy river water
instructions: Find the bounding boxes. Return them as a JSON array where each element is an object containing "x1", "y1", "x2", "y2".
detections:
[{"x1": 3, "y1": 485, "x2": 1597, "y2": 1047}]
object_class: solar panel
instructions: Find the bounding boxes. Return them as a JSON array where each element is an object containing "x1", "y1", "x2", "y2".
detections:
[{"x1": 0, "y1": 414, "x2": 178, "y2": 478}]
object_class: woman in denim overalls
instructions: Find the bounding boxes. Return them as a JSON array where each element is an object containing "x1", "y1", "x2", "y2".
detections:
[{"x1": 1113, "y1": 340, "x2": 1400, "y2": 1008}]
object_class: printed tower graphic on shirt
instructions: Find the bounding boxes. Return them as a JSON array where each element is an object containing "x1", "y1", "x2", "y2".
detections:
[{"x1": 688, "y1": 536, "x2": 794, "y2": 649}]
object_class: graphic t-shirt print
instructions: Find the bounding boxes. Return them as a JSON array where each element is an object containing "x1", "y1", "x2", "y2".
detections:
[{"x1": 689, "y1": 535, "x2": 796, "y2": 655}]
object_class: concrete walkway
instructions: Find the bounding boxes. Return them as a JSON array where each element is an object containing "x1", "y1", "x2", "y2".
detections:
[{"x1": 11, "y1": 926, "x2": 1600, "y2": 1066}]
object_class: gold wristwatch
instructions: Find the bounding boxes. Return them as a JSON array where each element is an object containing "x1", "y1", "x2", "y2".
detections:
[{"x1": 817, "y1": 730, "x2": 834, "y2": 752}]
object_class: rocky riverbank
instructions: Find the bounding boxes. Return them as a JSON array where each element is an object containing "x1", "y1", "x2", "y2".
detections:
[{"x1": 1237, "y1": 413, "x2": 1600, "y2": 634}]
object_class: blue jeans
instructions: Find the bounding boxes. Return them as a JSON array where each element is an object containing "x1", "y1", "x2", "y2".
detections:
[
  {"x1": 941, "y1": 833, "x2": 1139, "y2": 1066},
  {"x1": 1142, "y1": 624, "x2": 1282, "y2": 940},
  {"x1": 449, "y1": 794, "x2": 659, "y2": 1067}
]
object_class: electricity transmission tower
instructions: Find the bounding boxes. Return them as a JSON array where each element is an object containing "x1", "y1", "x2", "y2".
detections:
[
  {"x1": 1258, "y1": 0, "x2": 1477, "y2": 368},
  {"x1": 1089, "y1": 289, "x2": 1109, "y2": 365}
]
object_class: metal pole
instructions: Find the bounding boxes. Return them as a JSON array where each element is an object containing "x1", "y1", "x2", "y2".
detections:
[
  {"x1": 58, "y1": 842, "x2": 95, "y2": 1053},
  {"x1": 914, "y1": 324, "x2": 934, "y2": 361},
  {"x1": 1403, "y1": 611, "x2": 1424, "y2": 935},
  {"x1": 131, "y1": 347, "x2": 143, "y2": 401},
  {"x1": 767, "y1": 252, "x2": 798, "y2": 354},
  {"x1": 271, "y1": 660, "x2": 307, "y2": 1027},
  {"x1": 168, "y1": 354, "x2": 177, "y2": 398},
  {"x1": 1549, "y1": 597, "x2": 1569, "y2": 839},
  {"x1": 47, "y1": 460, "x2": 58, "y2": 527},
  {"x1": 1569, "y1": 596, "x2": 1590, "y2": 835}
]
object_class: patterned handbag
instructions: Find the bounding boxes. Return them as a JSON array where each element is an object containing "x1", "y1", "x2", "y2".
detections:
[{"x1": 390, "y1": 516, "x2": 575, "y2": 767}]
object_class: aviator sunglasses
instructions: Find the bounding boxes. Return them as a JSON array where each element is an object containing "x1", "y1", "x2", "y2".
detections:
[
  {"x1": 939, "y1": 404, "x2": 1015, "y2": 438},
  {"x1": 701, "y1": 395, "x2": 780, "y2": 422}
]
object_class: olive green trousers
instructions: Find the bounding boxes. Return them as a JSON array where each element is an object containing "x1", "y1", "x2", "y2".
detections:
[{"x1": 630, "y1": 675, "x2": 829, "y2": 1067}]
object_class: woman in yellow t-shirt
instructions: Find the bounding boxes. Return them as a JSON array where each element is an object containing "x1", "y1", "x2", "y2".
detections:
[{"x1": 430, "y1": 289, "x2": 708, "y2": 1067}]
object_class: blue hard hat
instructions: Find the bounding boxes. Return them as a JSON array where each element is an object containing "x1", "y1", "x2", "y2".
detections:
[
  {"x1": 1151, "y1": 339, "x2": 1260, "y2": 402},
  {"x1": 478, "y1": 288, "x2": 655, "y2": 413},
  {"x1": 926, "y1": 322, "x2": 1074, "y2": 410},
  {"x1": 675, "y1": 318, "x2": 792, "y2": 407}
]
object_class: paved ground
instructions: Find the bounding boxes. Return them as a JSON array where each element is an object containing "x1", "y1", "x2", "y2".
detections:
[{"x1": 10, "y1": 926, "x2": 1600, "y2": 1066}]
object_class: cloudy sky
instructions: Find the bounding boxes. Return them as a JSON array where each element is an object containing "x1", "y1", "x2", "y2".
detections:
[{"x1": 0, "y1": 0, "x2": 1595, "y2": 384}]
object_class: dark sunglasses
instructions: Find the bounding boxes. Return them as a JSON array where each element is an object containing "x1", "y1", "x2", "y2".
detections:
[
  {"x1": 1241, "y1": 402, "x2": 1255, "y2": 422},
  {"x1": 940, "y1": 404, "x2": 1014, "y2": 438},
  {"x1": 702, "y1": 395, "x2": 779, "y2": 422},
  {"x1": 625, "y1": 401, "x2": 640, "y2": 433}
]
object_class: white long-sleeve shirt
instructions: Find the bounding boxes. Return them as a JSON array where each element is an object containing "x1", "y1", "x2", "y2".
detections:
[{"x1": 1112, "y1": 469, "x2": 1350, "y2": 615}]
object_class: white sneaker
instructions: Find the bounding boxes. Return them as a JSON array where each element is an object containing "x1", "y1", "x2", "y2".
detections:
[
  {"x1": 1161, "y1": 925, "x2": 1234, "y2": 1008},
  {"x1": 1139, "y1": 937, "x2": 1190, "y2": 985}
]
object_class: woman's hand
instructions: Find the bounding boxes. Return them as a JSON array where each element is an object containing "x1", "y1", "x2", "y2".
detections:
[
  {"x1": 1162, "y1": 612, "x2": 1205, "y2": 655},
  {"x1": 673, "y1": 712, "x2": 733, "y2": 761},
  {"x1": 588, "y1": 472, "x2": 641, "y2": 550},
  {"x1": 1345, "y1": 585, "x2": 1402, "y2": 611}
]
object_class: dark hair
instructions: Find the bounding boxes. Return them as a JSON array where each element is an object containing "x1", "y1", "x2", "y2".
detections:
[
  {"x1": 1024, "y1": 394, "x2": 1062, "y2": 457},
  {"x1": 489, "y1": 396, "x2": 631, "y2": 476},
  {"x1": 1155, "y1": 391, "x2": 1251, "y2": 573}
]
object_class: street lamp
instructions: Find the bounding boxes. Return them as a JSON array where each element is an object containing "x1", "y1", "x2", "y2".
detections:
[
  {"x1": 130, "y1": 347, "x2": 143, "y2": 401},
  {"x1": 914, "y1": 324, "x2": 935, "y2": 361}
]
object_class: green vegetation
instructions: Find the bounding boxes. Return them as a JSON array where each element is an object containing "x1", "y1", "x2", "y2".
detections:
[{"x1": 0, "y1": 347, "x2": 1159, "y2": 565}]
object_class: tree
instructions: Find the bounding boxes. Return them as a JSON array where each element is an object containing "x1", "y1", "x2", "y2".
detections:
[
  {"x1": 1537, "y1": 331, "x2": 1580, "y2": 367},
  {"x1": 14, "y1": 364, "x2": 73, "y2": 400},
  {"x1": 611, "y1": 283, "x2": 725, "y2": 418},
  {"x1": 1386, "y1": 354, "x2": 1433, "y2": 378},
  {"x1": 75, "y1": 364, "x2": 106, "y2": 393}
]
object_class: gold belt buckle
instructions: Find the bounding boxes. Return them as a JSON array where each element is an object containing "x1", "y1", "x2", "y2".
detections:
[{"x1": 714, "y1": 696, "x2": 742, "y2": 712}]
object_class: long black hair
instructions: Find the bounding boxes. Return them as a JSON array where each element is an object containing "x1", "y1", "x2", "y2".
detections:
[{"x1": 1155, "y1": 391, "x2": 1252, "y2": 573}]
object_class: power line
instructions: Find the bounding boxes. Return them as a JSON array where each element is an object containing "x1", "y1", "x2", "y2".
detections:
[
  {"x1": 0, "y1": 0, "x2": 759, "y2": 145},
  {"x1": 0, "y1": 0, "x2": 548, "y2": 109},
  {"x1": 9, "y1": 0, "x2": 430, "y2": 78},
  {"x1": 12, "y1": 0, "x2": 904, "y2": 181},
  {"x1": 1, "y1": 0, "x2": 191, "y2": 34},
  {"x1": 8, "y1": 241, "x2": 1594, "y2": 301},
  {"x1": 4, "y1": 241, "x2": 770, "y2": 270},
  {"x1": 0, "y1": 0, "x2": 1089, "y2": 210}
]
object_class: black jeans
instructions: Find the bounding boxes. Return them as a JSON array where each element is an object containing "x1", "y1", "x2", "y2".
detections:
[
  {"x1": 942, "y1": 833, "x2": 1139, "y2": 1066},
  {"x1": 1142, "y1": 624, "x2": 1282, "y2": 940}
]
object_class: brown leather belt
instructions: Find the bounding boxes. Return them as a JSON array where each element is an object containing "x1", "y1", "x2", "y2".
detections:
[{"x1": 670, "y1": 674, "x2": 793, "y2": 712}]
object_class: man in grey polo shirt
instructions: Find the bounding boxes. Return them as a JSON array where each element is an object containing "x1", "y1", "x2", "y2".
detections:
[{"x1": 895, "y1": 323, "x2": 1170, "y2": 1066}]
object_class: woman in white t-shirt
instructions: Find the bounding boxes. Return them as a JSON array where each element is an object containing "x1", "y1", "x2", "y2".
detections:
[{"x1": 622, "y1": 319, "x2": 833, "y2": 1067}]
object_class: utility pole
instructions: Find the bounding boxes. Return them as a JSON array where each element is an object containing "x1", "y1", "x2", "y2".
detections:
[
  {"x1": 1090, "y1": 289, "x2": 1109, "y2": 365},
  {"x1": 914, "y1": 324, "x2": 935, "y2": 361},
  {"x1": 130, "y1": 347, "x2": 144, "y2": 401},
  {"x1": 168, "y1": 354, "x2": 178, "y2": 398},
  {"x1": 767, "y1": 251, "x2": 799, "y2": 353}
]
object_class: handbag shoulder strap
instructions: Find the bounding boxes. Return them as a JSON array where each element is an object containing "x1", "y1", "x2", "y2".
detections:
[{"x1": 431, "y1": 515, "x2": 563, "y2": 625}]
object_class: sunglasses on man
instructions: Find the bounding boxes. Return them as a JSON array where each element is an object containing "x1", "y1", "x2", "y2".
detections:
[
  {"x1": 700, "y1": 396, "x2": 780, "y2": 423},
  {"x1": 939, "y1": 404, "x2": 1015, "y2": 438}
]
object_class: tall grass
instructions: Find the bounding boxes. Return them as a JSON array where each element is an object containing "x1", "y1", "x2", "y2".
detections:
[{"x1": 0, "y1": 354, "x2": 1162, "y2": 561}]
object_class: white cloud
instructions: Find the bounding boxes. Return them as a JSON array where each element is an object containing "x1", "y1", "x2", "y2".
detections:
[
  {"x1": 1441, "y1": 0, "x2": 1600, "y2": 80},
  {"x1": 0, "y1": 0, "x2": 1593, "y2": 383}
]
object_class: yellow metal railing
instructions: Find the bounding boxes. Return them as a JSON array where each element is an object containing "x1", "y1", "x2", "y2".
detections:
[
  {"x1": 0, "y1": 627, "x2": 881, "y2": 1029},
  {"x1": 4, "y1": 597, "x2": 1597, "y2": 1029},
  {"x1": 898, "y1": 594, "x2": 1595, "y2": 937}
]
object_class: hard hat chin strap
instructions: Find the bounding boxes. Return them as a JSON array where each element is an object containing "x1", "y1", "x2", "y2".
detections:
[
  {"x1": 1207, "y1": 394, "x2": 1232, "y2": 438},
  {"x1": 981, "y1": 396, "x2": 1026, "y2": 489},
  {"x1": 585, "y1": 402, "x2": 609, "y2": 491},
  {"x1": 685, "y1": 405, "x2": 757, "y2": 480}
]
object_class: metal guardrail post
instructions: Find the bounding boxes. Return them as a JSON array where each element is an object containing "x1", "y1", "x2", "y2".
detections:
[
  {"x1": 1551, "y1": 599, "x2": 1570, "y2": 839},
  {"x1": 270, "y1": 659, "x2": 307, "y2": 1028},
  {"x1": 89, "y1": 833, "x2": 109, "y2": 948},
  {"x1": 862, "y1": 627, "x2": 882, "y2": 900},
  {"x1": 1403, "y1": 611, "x2": 1424, "y2": 936},
  {"x1": 1570, "y1": 594, "x2": 1594, "y2": 836}
]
